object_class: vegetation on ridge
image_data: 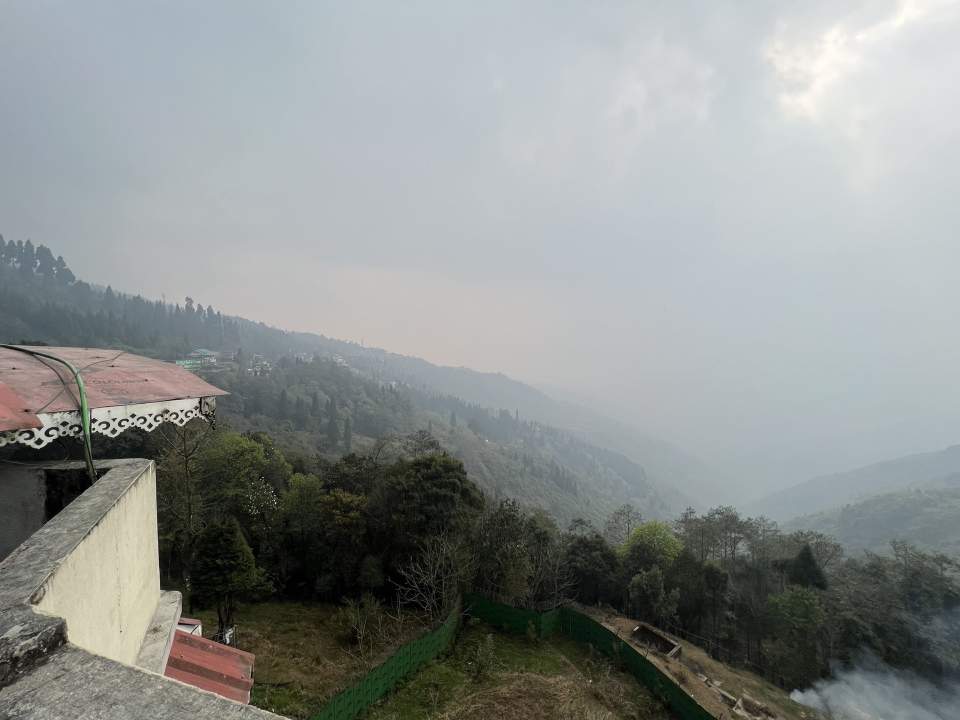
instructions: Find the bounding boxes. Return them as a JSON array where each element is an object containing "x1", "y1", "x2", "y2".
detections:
[{"x1": 0, "y1": 236, "x2": 680, "y2": 525}]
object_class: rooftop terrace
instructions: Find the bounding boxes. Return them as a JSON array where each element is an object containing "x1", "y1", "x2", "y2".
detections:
[{"x1": 0, "y1": 458, "x2": 280, "y2": 719}]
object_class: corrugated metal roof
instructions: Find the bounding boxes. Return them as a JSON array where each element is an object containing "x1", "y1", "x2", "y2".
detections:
[
  {"x1": 0, "y1": 382, "x2": 41, "y2": 430},
  {"x1": 0, "y1": 347, "x2": 227, "y2": 432},
  {"x1": 164, "y1": 630, "x2": 255, "y2": 704}
]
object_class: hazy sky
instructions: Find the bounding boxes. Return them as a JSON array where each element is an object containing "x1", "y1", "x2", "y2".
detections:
[{"x1": 3, "y1": 1, "x2": 960, "y2": 492}]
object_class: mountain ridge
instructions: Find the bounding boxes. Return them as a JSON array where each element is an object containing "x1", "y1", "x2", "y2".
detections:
[
  {"x1": 0, "y1": 238, "x2": 697, "y2": 522},
  {"x1": 747, "y1": 443, "x2": 960, "y2": 521}
]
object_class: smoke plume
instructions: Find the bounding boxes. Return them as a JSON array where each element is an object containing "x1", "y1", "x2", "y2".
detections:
[{"x1": 791, "y1": 664, "x2": 960, "y2": 720}]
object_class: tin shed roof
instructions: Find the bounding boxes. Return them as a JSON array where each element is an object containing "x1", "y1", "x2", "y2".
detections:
[{"x1": 0, "y1": 346, "x2": 227, "y2": 443}]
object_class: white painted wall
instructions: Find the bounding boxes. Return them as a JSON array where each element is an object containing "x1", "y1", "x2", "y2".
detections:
[{"x1": 34, "y1": 462, "x2": 160, "y2": 666}]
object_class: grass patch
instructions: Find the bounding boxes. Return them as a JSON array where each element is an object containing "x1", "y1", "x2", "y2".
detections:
[
  {"x1": 364, "y1": 620, "x2": 672, "y2": 720},
  {"x1": 192, "y1": 601, "x2": 427, "y2": 719}
]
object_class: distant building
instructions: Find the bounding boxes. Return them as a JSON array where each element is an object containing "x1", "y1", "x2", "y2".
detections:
[
  {"x1": 0, "y1": 346, "x2": 274, "y2": 718},
  {"x1": 247, "y1": 354, "x2": 272, "y2": 377},
  {"x1": 176, "y1": 348, "x2": 218, "y2": 371}
]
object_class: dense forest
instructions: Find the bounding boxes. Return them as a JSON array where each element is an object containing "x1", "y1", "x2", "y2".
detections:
[
  {"x1": 0, "y1": 236, "x2": 679, "y2": 525},
  {"x1": 2, "y1": 236, "x2": 959, "y2": 698},
  {"x1": 95, "y1": 420, "x2": 960, "y2": 695},
  {"x1": 784, "y1": 480, "x2": 960, "y2": 556}
]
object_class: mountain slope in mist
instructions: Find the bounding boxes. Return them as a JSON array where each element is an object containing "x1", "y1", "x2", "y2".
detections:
[
  {"x1": 302, "y1": 340, "x2": 721, "y2": 505},
  {"x1": 747, "y1": 444, "x2": 960, "y2": 521},
  {"x1": 783, "y1": 474, "x2": 960, "y2": 555},
  {"x1": 0, "y1": 240, "x2": 689, "y2": 523}
]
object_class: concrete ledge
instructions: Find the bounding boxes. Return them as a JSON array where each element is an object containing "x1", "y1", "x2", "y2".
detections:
[
  {"x1": 0, "y1": 606, "x2": 65, "y2": 688},
  {"x1": 0, "y1": 459, "x2": 153, "y2": 609},
  {"x1": 136, "y1": 590, "x2": 182, "y2": 675},
  {"x1": 0, "y1": 644, "x2": 283, "y2": 719},
  {"x1": 0, "y1": 459, "x2": 153, "y2": 686}
]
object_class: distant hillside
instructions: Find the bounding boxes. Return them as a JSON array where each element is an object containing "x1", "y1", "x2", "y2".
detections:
[
  {"x1": 746, "y1": 444, "x2": 960, "y2": 521},
  {"x1": 783, "y1": 474, "x2": 960, "y2": 555},
  {"x1": 294, "y1": 340, "x2": 720, "y2": 506},
  {"x1": 0, "y1": 237, "x2": 686, "y2": 524}
]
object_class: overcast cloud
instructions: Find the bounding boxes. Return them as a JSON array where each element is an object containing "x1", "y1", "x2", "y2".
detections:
[{"x1": 3, "y1": 1, "x2": 960, "y2": 495}]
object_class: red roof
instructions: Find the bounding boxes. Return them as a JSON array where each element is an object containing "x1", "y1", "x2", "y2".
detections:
[
  {"x1": 164, "y1": 630, "x2": 255, "y2": 704},
  {"x1": 0, "y1": 346, "x2": 226, "y2": 432}
]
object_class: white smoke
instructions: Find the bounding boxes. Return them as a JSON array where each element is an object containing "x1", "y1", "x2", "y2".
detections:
[{"x1": 791, "y1": 664, "x2": 960, "y2": 720}]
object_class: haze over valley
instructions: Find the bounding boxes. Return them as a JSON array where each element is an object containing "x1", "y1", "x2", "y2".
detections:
[
  {"x1": 6, "y1": 1, "x2": 960, "y2": 503},
  {"x1": 2, "y1": 3, "x2": 960, "y2": 719}
]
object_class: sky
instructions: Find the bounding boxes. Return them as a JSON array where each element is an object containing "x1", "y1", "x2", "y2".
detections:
[{"x1": 2, "y1": 0, "x2": 960, "y2": 494}]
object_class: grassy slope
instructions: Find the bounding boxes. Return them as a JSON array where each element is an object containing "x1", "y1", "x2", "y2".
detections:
[
  {"x1": 193, "y1": 602, "x2": 428, "y2": 719},
  {"x1": 364, "y1": 620, "x2": 672, "y2": 720}
]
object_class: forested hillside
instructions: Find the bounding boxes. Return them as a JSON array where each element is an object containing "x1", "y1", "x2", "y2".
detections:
[
  {"x1": 281, "y1": 341, "x2": 722, "y2": 505},
  {"x1": 4, "y1": 237, "x2": 959, "y2": 715},
  {"x1": 747, "y1": 444, "x2": 960, "y2": 521},
  {"x1": 784, "y1": 475, "x2": 960, "y2": 555},
  {"x1": 0, "y1": 236, "x2": 680, "y2": 523}
]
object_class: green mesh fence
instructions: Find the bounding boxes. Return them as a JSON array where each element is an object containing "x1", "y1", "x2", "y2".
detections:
[
  {"x1": 559, "y1": 608, "x2": 714, "y2": 720},
  {"x1": 464, "y1": 596, "x2": 713, "y2": 720},
  {"x1": 310, "y1": 600, "x2": 461, "y2": 720},
  {"x1": 463, "y1": 594, "x2": 553, "y2": 638},
  {"x1": 309, "y1": 596, "x2": 713, "y2": 720}
]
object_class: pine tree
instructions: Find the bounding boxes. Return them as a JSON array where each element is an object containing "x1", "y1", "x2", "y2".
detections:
[
  {"x1": 18, "y1": 239, "x2": 36, "y2": 278},
  {"x1": 295, "y1": 396, "x2": 308, "y2": 429},
  {"x1": 191, "y1": 520, "x2": 270, "y2": 636},
  {"x1": 788, "y1": 544, "x2": 827, "y2": 590},
  {"x1": 326, "y1": 398, "x2": 340, "y2": 445},
  {"x1": 35, "y1": 244, "x2": 56, "y2": 281},
  {"x1": 278, "y1": 388, "x2": 290, "y2": 419},
  {"x1": 344, "y1": 416, "x2": 352, "y2": 453},
  {"x1": 54, "y1": 255, "x2": 75, "y2": 285}
]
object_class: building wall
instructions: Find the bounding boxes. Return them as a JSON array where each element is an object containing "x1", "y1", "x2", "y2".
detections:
[{"x1": 34, "y1": 462, "x2": 160, "y2": 666}]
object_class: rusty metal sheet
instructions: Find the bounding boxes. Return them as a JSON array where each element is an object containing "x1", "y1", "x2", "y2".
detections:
[
  {"x1": 164, "y1": 630, "x2": 254, "y2": 704},
  {"x1": 0, "y1": 347, "x2": 227, "y2": 432},
  {"x1": 0, "y1": 382, "x2": 41, "y2": 430}
]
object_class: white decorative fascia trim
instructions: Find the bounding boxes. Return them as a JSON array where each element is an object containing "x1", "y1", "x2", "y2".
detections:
[{"x1": 0, "y1": 397, "x2": 217, "y2": 449}]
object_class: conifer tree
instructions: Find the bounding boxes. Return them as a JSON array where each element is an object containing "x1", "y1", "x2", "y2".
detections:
[
  {"x1": 788, "y1": 544, "x2": 827, "y2": 590},
  {"x1": 191, "y1": 520, "x2": 270, "y2": 636},
  {"x1": 327, "y1": 398, "x2": 340, "y2": 445}
]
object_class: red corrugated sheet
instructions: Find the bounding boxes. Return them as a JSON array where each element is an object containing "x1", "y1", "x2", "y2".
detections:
[
  {"x1": 0, "y1": 382, "x2": 41, "y2": 430},
  {"x1": 0, "y1": 346, "x2": 227, "y2": 432},
  {"x1": 164, "y1": 630, "x2": 255, "y2": 704}
]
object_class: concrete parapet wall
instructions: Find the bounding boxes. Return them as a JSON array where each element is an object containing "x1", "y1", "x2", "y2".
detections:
[
  {"x1": 33, "y1": 460, "x2": 160, "y2": 665},
  {"x1": 0, "y1": 459, "x2": 161, "y2": 669}
]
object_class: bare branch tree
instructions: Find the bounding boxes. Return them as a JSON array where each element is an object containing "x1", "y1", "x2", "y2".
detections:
[{"x1": 396, "y1": 533, "x2": 473, "y2": 619}]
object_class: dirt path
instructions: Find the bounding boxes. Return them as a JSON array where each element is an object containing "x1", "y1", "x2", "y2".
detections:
[
  {"x1": 574, "y1": 606, "x2": 811, "y2": 720},
  {"x1": 582, "y1": 609, "x2": 730, "y2": 719}
]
